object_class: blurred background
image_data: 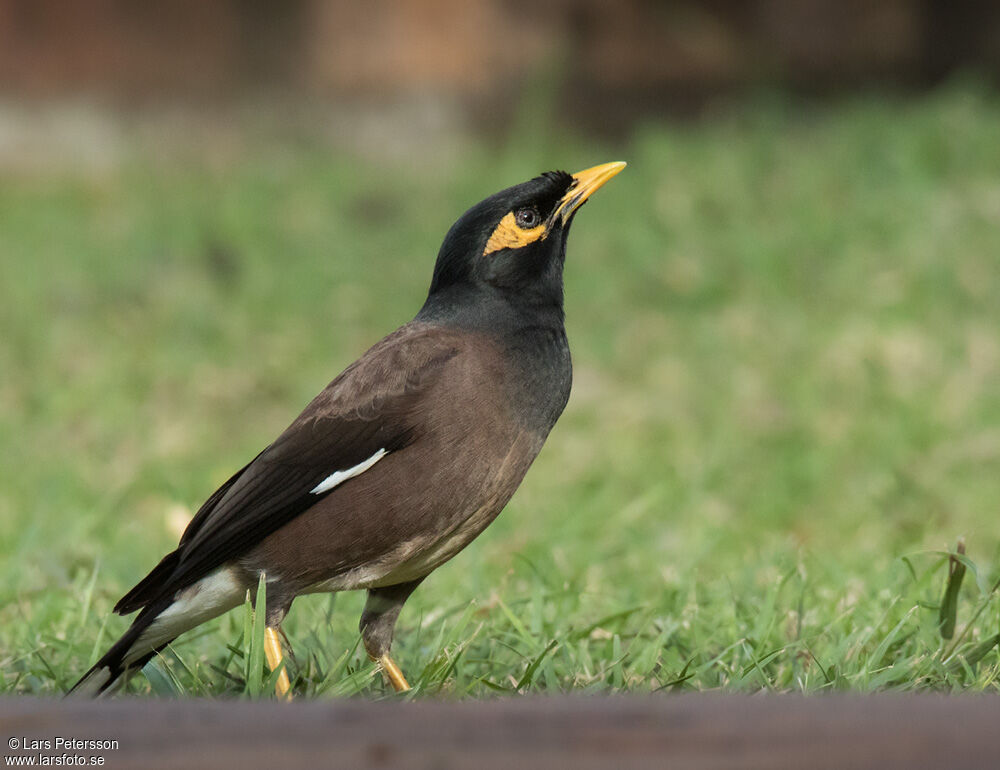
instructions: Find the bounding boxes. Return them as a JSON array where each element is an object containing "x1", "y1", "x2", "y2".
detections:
[
  {"x1": 2, "y1": 1, "x2": 1000, "y2": 158},
  {"x1": 2, "y1": 1, "x2": 1000, "y2": 694},
  {"x1": 2, "y1": 1, "x2": 1000, "y2": 118}
]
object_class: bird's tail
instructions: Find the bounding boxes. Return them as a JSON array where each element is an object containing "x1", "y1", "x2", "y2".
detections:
[
  {"x1": 69, "y1": 567, "x2": 246, "y2": 696},
  {"x1": 68, "y1": 597, "x2": 175, "y2": 697}
]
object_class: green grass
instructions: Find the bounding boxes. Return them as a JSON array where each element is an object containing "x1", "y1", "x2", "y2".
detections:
[{"x1": 2, "y1": 84, "x2": 1000, "y2": 697}]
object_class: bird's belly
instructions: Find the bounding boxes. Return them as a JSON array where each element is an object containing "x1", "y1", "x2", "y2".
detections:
[
  {"x1": 370, "y1": 499, "x2": 499, "y2": 587},
  {"x1": 297, "y1": 504, "x2": 497, "y2": 595}
]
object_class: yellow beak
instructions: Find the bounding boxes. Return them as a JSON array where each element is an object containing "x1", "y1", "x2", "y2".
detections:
[{"x1": 553, "y1": 161, "x2": 627, "y2": 223}]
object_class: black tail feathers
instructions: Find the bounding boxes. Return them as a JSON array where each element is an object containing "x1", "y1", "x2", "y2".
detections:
[{"x1": 68, "y1": 598, "x2": 173, "y2": 697}]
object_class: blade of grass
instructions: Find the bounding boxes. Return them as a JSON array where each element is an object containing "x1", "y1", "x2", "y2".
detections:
[
  {"x1": 78, "y1": 559, "x2": 100, "y2": 629},
  {"x1": 143, "y1": 659, "x2": 181, "y2": 697},
  {"x1": 938, "y1": 540, "x2": 966, "y2": 640},
  {"x1": 516, "y1": 639, "x2": 558, "y2": 691},
  {"x1": 942, "y1": 574, "x2": 1000, "y2": 662},
  {"x1": 244, "y1": 574, "x2": 267, "y2": 698}
]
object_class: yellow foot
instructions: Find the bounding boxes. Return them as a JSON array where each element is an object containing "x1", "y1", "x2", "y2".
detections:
[
  {"x1": 264, "y1": 626, "x2": 292, "y2": 700},
  {"x1": 378, "y1": 654, "x2": 410, "y2": 693}
]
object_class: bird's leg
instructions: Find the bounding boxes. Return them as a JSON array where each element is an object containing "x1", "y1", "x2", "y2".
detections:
[
  {"x1": 360, "y1": 578, "x2": 424, "y2": 693},
  {"x1": 264, "y1": 626, "x2": 292, "y2": 700}
]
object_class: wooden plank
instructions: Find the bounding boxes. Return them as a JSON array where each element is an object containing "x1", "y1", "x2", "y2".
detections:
[{"x1": 1, "y1": 695, "x2": 997, "y2": 769}]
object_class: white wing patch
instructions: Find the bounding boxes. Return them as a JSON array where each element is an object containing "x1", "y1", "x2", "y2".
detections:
[{"x1": 310, "y1": 448, "x2": 387, "y2": 495}]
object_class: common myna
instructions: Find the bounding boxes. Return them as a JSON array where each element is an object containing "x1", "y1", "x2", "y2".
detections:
[{"x1": 71, "y1": 161, "x2": 626, "y2": 697}]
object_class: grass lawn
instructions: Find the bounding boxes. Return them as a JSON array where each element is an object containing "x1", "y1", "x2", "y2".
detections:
[{"x1": 2, "y1": 84, "x2": 999, "y2": 697}]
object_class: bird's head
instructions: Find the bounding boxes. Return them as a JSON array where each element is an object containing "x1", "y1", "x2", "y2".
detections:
[{"x1": 426, "y1": 162, "x2": 626, "y2": 313}]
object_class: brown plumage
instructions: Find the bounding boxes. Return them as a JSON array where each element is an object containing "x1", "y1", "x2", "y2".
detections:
[
  {"x1": 243, "y1": 324, "x2": 547, "y2": 602},
  {"x1": 71, "y1": 162, "x2": 624, "y2": 696}
]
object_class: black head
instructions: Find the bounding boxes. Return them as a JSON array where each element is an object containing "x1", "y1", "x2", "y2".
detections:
[{"x1": 423, "y1": 162, "x2": 626, "y2": 319}]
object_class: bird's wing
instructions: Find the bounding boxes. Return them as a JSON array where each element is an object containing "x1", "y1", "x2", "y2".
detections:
[{"x1": 114, "y1": 323, "x2": 462, "y2": 614}]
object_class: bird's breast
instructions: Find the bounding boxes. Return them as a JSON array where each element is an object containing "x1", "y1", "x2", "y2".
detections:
[{"x1": 499, "y1": 326, "x2": 572, "y2": 437}]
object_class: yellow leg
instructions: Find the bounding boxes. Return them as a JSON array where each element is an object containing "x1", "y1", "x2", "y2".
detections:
[
  {"x1": 264, "y1": 626, "x2": 292, "y2": 700},
  {"x1": 378, "y1": 654, "x2": 410, "y2": 693}
]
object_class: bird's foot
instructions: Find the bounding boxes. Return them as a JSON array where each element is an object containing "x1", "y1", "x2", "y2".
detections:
[
  {"x1": 378, "y1": 654, "x2": 410, "y2": 693},
  {"x1": 264, "y1": 626, "x2": 292, "y2": 700}
]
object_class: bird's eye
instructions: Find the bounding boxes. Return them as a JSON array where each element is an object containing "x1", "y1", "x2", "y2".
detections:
[{"x1": 514, "y1": 207, "x2": 541, "y2": 229}]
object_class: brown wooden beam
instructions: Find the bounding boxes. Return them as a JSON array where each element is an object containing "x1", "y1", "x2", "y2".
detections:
[{"x1": 1, "y1": 695, "x2": 998, "y2": 768}]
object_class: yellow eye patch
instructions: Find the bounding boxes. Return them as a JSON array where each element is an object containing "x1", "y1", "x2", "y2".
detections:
[{"x1": 483, "y1": 212, "x2": 546, "y2": 255}]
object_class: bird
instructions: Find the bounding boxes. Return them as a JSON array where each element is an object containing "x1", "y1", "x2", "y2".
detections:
[{"x1": 70, "y1": 161, "x2": 626, "y2": 697}]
